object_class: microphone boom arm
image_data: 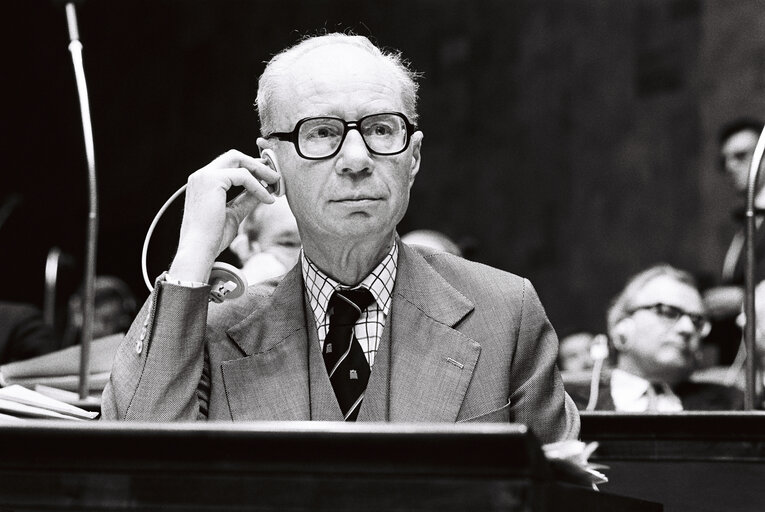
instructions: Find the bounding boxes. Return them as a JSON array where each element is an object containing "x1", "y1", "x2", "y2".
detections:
[
  {"x1": 743, "y1": 125, "x2": 765, "y2": 409},
  {"x1": 65, "y1": 2, "x2": 98, "y2": 401}
]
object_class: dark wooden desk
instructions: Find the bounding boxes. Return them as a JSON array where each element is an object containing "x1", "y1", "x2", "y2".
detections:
[
  {"x1": 0, "y1": 421, "x2": 657, "y2": 511},
  {"x1": 581, "y1": 412, "x2": 765, "y2": 512}
]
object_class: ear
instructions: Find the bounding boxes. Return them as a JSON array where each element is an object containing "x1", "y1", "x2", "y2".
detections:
[
  {"x1": 256, "y1": 137, "x2": 271, "y2": 155},
  {"x1": 611, "y1": 317, "x2": 635, "y2": 352},
  {"x1": 408, "y1": 131, "x2": 423, "y2": 185}
]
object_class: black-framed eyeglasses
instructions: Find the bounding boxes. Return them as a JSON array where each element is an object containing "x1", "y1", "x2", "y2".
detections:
[
  {"x1": 628, "y1": 303, "x2": 711, "y2": 335},
  {"x1": 265, "y1": 112, "x2": 417, "y2": 160}
]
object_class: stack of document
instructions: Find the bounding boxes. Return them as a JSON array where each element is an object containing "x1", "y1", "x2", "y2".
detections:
[
  {"x1": 542, "y1": 439, "x2": 608, "y2": 488},
  {"x1": 0, "y1": 385, "x2": 98, "y2": 422},
  {"x1": 0, "y1": 333, "x2": 121, "y2": 395}
]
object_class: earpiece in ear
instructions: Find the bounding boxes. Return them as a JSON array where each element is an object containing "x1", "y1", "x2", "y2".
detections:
[
  {"x1": 260, "y1": 148, "x2": 285, "y2": 197},
  {"x1": 611, "y1": 317, "x2": 635, "y2": 350}
]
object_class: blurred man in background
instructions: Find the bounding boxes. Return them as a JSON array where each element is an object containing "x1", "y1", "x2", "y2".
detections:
[
  {"x1": 557, "y1": 330, "x2": 596, "y2": 373},
  {"x1": 567, "y1": 264, "x2": 743, "y2": 411},
  {"x1": 693, "y1": 279, "x2": 765, "y2": 408},
  {"x1": 63, "y1": 276, "x2": 138, "y2": 347},
  {"x1": 704, "y1": 118, "x2": 765, "y2": 365},
  {"x1": 229, "y1": 196, "x2": 301, "y2": 285},
  {"x1": 0, "y1": 302, "x2": 58, "y2": 364},
  {"x1": 401, "y1": 229, "x2": 462, "y2": 257}
]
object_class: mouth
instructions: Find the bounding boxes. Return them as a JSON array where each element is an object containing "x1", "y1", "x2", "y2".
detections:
[
  {"x1": 662, "y1": 341, "x2": 692, "y2": 354},
  {"x1": 332, "y1": 196, "x2": 382, "y2": 204}
]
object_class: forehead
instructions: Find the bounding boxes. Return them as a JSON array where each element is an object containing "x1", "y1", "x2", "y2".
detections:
[
  {"x1": 560, "y1": 334, "x2": 592, "y2": 350},
  {"x1": 722, "y1": 130, "x2": 759, "y2": 155},
  {"x1": 631, "y1": 275, "x2": 703, "y2": 312},
  {"x1": 277, "y1": 43, "x2": 403, "y2": 121}
]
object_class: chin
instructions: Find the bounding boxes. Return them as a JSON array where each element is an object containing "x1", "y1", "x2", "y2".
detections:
[
  {"x1": 333, "y1": 216, "x2": 392, "y2": 237},
  {"x1": 655, "y1": 359, "x2": 693, "y2": 383}
]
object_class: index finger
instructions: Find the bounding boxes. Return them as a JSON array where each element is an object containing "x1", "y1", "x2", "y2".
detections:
[{"x1": 210, "y1": 149, "x2": 264, "y2": 171}]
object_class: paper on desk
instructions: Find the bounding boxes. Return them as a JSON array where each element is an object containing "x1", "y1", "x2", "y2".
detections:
[
  {"x1": 542, "y1": 439, "x2": 608, "y2": 486},
  {"x1": 0, "y1": 385, "x2": 98, "y2": 420},
  {"x1": 34, "y1": 384, "x2": 100, "y2": 406},
  {"x1": 0, "y1": 412, "x2": 27, "y2": 423},
  {"x1": 8, "y1": 372, "x2": 110, "y2": 393}
]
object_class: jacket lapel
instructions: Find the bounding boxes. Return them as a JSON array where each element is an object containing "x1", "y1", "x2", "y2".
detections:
[
  {"x1": 221, "y1": 266, "x2": 311, "y2": 420},
  {"x1": 305, "y1": 295, "x2": 344, "y2": 421},
  {"x1": 388, "y1": 243, "x2": 480, "y2": 422}
]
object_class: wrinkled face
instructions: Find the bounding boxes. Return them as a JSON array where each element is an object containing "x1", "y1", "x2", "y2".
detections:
[
  {"x1": 620, "y1": 276, "x2": 706, "y2": 381},
  {"x1": 259, "y1": 44, "x2": 422, "y2": 248},
  {"x1": 720, "y1": 129, "x2": 760, "y2": 194}
]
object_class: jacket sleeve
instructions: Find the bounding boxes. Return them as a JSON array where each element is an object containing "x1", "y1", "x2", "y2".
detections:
[
  {"x1": 101, "y1": 281, "x2": 211, "y2": 421},
  {"x1": 508, "y1": 279, "x2": 580, "y2": 443}
]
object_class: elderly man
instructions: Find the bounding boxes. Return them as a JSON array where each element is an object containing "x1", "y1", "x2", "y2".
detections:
[
  {"x1": 101, "y1": 33, "x2": 578, "y2": 442},
  {"x1": 567, "y1": 264, "x2": 742, "y2": 411}
]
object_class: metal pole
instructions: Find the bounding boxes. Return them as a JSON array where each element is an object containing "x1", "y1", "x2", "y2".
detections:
[
  {"x1": 743, "y1": 125, "x2": 765, "y2": 409},
  {"x1": 65, "y1": 2, "x2": 98, "y2": 400}
]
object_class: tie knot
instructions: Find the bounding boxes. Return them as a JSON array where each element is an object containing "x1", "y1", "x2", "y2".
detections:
[{"x1": 329, "y1": 288, "x2": 375, "y2": 325}]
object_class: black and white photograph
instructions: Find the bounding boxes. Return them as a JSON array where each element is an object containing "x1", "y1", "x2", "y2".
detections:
[{"x1": 1, "y1": 1, "x2": 764, "y2": 510}]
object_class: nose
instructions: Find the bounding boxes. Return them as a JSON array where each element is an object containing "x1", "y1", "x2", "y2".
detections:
[
  {"x1": 674, "y1": 314, "x2": 697, "y2": 336},
  {"x1": 335, "y1": 128, "x2": 372, "y2": 175}
]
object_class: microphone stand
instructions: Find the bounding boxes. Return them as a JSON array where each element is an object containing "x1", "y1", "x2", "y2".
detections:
[
  {"x1": 743, "y1": 125, "x2": 765, "y2": 410},
  {"x1": 64, "y1": 2, "x2": 98, "y2": 401}
]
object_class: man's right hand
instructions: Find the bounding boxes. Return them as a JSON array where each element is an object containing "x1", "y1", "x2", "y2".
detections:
[
  {"x1": 703, "y1": 285, "x2": 745, "y2": 319},
  {"x1": 169, "y1": 150, "x2": 280, "y2": 283}
]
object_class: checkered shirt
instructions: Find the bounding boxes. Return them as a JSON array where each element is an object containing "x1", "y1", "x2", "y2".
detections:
[{"x1": 301, "y1": 243, "x2": 398, "y2": 367}]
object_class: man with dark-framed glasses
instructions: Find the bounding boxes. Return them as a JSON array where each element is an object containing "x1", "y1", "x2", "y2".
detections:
[
  {"x1": 566, "y1": 264, "x2": 742, "y2": 411},
  {"x1": 102, "y1": 32, "x2": 579, "y2": 442}
]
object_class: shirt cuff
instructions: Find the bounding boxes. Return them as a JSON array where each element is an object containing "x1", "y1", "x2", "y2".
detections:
[{"x1": 161, "y1": 272, "x2": 207, "y2": 289}]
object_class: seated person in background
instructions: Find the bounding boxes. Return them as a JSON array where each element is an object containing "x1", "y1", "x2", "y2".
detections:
[
  {"x1": 229, "y1": 195, "x2": 301, "y2": 285},
  {"x1": 693, "y1": 279, "x2": 765, "y2": 403},
  {"x1": 703, "y1": 118, "x2": 765, "y2": 365},
  {"x1": 62, "y1": 276, "x2": 138, "y2": 348},
  {"x1": 102, "y1": 32, "x2": 578, "y2": 442},
  {"x1": 401, "y1": 229, "x2": 462, "y2": 257},
  {"x1": 0, "y1": 302, "x2": 58, "y2": 364},
  {"x1": 558, "y1": 330, "x2": 596, "y2": 373},
  {"x1": 566, "y1": 264, "x2": 743, "y2": 411}
]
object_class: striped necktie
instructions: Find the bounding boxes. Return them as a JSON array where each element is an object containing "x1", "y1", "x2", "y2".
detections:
[{"x1": 323, "y1": 288, "x2": 375, "y2": 421}]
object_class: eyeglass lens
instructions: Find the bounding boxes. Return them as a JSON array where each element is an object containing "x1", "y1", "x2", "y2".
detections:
[
  {"x1": 298, "y1": 113, "x2": 408, "y2": 158},
  {"x1": 643, "y1": 304, "x2": 708, "y2": 331}
]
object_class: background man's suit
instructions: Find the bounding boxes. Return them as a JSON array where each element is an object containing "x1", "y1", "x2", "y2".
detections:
[
  {"x1": 0, "y1": 302, "x2": 58, "y2": 364},
  {"x1": 102, "y1": 242, "x2": 579, "y2": 444},
  {"x1": 565, "y1": 370, "x2": 744, "y2": 411}
]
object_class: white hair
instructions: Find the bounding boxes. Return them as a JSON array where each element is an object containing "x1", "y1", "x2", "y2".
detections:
[{"x1": 255, "y1": 32, "x2": 421, "y2": 135}]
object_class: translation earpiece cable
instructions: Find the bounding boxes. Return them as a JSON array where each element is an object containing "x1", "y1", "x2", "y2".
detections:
[
  {"x1": 141, "y1": 149, "x2": 281, "y2": 293},
  {"x1": 141, "y1": 184, "x2": 187, "y2": 291},
  {"x1": 725, "y1": 336, "x2": 747, "y2": 387},
  {"x1": 586, "y1": 334, "x2": 609, "y2": 411},
  {"x1": 585, "y1": 358, "x2": 604, "y2": 411}
]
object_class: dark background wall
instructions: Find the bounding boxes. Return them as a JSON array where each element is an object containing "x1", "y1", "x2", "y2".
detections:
[{"x1": 2, "y1": 0, "x2": 765, "y2": 336}]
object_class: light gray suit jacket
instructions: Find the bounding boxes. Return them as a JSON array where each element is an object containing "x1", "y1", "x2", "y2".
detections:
[{"x1": 102, "y1": 242, "x2": 579, "y2": 444}]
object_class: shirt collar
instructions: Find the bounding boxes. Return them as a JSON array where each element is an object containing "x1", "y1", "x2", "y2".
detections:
[
  {"x1": 301, "y1": 242, "x2": 398, "y2": 323},
  {"x1": 611, "y1": 368, "x2": 681, "y2": 404},
  {"x1": 610, "y1": 368, "x2": 651, "y2": 403}
]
